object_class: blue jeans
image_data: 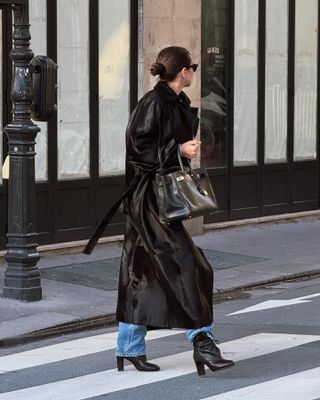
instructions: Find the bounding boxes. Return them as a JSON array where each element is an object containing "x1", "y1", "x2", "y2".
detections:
[{"x1": 116, "y1": 322, "x2": 214, "y2": 357}]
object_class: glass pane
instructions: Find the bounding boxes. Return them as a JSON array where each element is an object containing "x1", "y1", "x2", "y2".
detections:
[
  {"x1": 29, "y1": 0, "x2": 48, "y2": 181},
  {"x1": 99, "y1": 0, "x2": 130, "y2": 176},
  {"x1": 233, "y1": 0, "x2": 258, "y2": 166},
  {"x1": 57, "y1": 0, "x2": 90, "y2": 180},
  {"x1": 0, "y1": 11, "x2": 2, "y2": 185},
  {"x1": 265, "y1": 0, "x2": 288, "y2": 163},
  {"x1": 201, "y1": 0, "x2": 228, "y2": 168},
  {"x1": 294, "y1": 0, "x2": 318, "y2": 160}
]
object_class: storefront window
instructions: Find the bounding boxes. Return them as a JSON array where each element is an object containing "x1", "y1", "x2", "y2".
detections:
[
  {"x1": 265, "y1": 0, "x2": 288, "y2": 163},
  {"x1": 57, "y1": 0, "x2": 90, "y2": 180},
  {"x1": 99, "y1": 0, "x2": 130, "y2": 176},
  {"x1": 233, "y1": 0, "x2": 258, "y2": 166},
  {"x1": 29, "y1": 0, "x2": 48, "y2": 181},
  {"x1": 294, "y1": 0, "x2": 318, "y2": 161},
  {"x1": 201, "y1": 0, "x2": 228, "y2": 168}
]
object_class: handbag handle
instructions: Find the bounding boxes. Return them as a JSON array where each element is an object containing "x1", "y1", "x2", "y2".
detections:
[
  {"x1": 157, "y1": 107, "x2": 194, "y2": 175},
  {"x1": 177, "y1": 146, "x2": 192, "y2": 173},
  {"x1": 157, "y1": 145, "x2": 192, "y2": 175}
]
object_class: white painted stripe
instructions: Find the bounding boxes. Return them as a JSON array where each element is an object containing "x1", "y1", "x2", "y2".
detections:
[
  {"x1": 0, "y1": 329, "x2": 183, "y2": 374},
  {"x1": 0, "y1": 333, "x2": 319, "y2": 400},
  {"x1": 201, "y1": 367, "x2": 320, "y2": 400}
]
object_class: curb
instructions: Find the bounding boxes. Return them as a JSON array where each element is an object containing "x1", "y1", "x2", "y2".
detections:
[
  {"x1": 0, "y1": 314, "x2": 117, "y2": 349},
  {"x1": 212, "y1": 268, "x2": 320, "y2": 296},
  {"x1": 1, "y1": 268, "x2": 320, "y2": 349}
]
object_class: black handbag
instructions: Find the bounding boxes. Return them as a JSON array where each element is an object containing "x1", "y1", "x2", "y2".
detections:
[{"x1": 154, "y1": 147, "x2": 218, "y2": 223}]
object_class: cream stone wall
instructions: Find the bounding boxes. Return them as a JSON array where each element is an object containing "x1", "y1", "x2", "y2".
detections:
[
  {"x1": 142, "y1": 0, "x2": 203, "y2": 235},
  {"x1": 142, "y1": 0, "x2": 201, "y2": 108}
]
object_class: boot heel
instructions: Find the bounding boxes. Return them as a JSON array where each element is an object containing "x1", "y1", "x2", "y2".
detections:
[
  {"x1": 117, "y1": 356, "x2": 124, "y2": 371},
  {"x1": 195, "y1": 361, "x2": 206, "y2": 376}
]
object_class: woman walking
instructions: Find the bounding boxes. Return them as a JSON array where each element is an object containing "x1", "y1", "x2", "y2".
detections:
[{"x1": 85, "y1": 46, "x2": 234, "y2": 376}]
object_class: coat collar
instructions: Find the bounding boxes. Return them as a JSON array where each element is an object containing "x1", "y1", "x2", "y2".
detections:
[{"x1": 154, "y1": 80, "x2": 191, "y2": 105}]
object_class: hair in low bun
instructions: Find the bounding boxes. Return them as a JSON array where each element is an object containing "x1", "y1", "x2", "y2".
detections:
[
  {"x1": 150, "y1": 46, "x2": 191, "y2": 82},
  {"x1": 150, "y1": 62, "x2": 166, "y2": 76}
]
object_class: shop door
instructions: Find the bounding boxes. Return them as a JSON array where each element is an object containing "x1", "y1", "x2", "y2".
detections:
[
  {"x1": 201, "y1": 0, "x2": 230, "y2": 223},
  {"x1": 201, "y1": 0, "x2": 319, "y2": 223}
]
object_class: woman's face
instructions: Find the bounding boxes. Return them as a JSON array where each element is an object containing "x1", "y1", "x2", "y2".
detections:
[{"x1": 182, "y1": 59, "x2": 196, "y2": 88}]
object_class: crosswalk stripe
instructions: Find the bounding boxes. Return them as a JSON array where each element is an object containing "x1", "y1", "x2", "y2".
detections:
[
  {"x1": 201, "y1": 367, "x2": 320, "y2": 400},
  {"x1": 0, "y1": 333, "x2": 319, "y2": 400},
  {"x1": 0, "y1": 329, "x2": 183, "y2": 374}
]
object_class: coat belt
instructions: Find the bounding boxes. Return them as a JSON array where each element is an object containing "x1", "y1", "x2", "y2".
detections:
[{"x1": 83, "y1": 173, "x2": 139, "y2": 254}]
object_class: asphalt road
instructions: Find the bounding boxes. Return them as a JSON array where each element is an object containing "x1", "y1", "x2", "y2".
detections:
[{"x1": 1, "y1": 276, "x2": 320, "y2": 399}]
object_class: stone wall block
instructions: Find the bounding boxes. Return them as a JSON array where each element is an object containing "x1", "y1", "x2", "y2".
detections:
[
  {"x1": 172, "y1": 18, "x2": 200, "y2": 54},
  {"x1": 173, "y1": 0, "x2": 201, "y2": 19},
  {"x1": 144, "y1": 17, "x2": 173, "y2": 53},
  {"x1": 144, "y1": 0, "x2": 174, "y2": 18}
]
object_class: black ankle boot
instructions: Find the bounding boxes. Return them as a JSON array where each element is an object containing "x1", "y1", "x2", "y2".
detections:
[
  {"x1": 192, "y1": 333, "x2": 234, "y2": 376},
  {"x1": 117, "y1": 355, "x2": 160, "y2": 372}
]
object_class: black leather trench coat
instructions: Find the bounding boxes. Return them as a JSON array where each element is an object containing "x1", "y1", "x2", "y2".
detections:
[{"x1": 116, "y1": 81, "x2": 214, "y2": 329}]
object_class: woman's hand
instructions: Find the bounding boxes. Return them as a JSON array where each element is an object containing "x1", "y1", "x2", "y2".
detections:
[{"x1": 179, "y1": 140, "x2": 201, "y2": 159}]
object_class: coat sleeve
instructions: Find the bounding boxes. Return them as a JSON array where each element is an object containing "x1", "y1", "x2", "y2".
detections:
[{"x1": 125, "y1": 97, "x2": 160, "y2": 175}]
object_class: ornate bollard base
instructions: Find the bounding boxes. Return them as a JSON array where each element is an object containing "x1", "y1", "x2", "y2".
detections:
[
  {"x1": 3, "y1": 249, "x2": 42, "y2": 301},
  {"x1": 3, "y1": 286, "x2": 42, "y2": 302}
]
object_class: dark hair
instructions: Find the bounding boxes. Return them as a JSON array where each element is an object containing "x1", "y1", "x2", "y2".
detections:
[{"x1": 150, "y1": 46, "x2": 191, "y2": 81}]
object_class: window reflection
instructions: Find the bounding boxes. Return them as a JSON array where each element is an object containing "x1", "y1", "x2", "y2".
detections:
[
  {"x1": 233, "y1": 0, "x2": 258, "y2": 166},
  {"x1": 265, "y1": 0, "x2": 288, "y2": 163},
  {"x1": 29, "y1": 0, "x2": 48, "y2": 181},
  {"x1": 57, "y1": 0, "x2": 90, "y2": 180},
  {"x1": 99, "y1": 0, "x2": 130, "y2": 176},
  {"x1": 201, "y1": 0, "x2": 228, "y2": 168},
  {"x1": 294, "y1": 0, "x2": 318, "y2": 160}
]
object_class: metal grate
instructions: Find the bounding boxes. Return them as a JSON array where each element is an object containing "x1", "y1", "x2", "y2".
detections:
[
  {"x1": 41, "y1": 249, "x2": 266, "y2": 291},
  {"x1": 201, "y1": 249, "x2": 266, "y2": 269}
]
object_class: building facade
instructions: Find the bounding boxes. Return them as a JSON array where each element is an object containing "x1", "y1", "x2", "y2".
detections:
[{"x1": 0, "y1": 0, "x2": 319, "y2": 250}]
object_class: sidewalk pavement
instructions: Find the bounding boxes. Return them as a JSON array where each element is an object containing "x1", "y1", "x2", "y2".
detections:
[{"x1": 1, "y1": 216, "x2": 320, "y2": 348}]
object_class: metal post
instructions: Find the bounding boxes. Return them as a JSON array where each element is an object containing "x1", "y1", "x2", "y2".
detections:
[{"x1": 3, "y1": 1, "x2": 42, "y2": 301}]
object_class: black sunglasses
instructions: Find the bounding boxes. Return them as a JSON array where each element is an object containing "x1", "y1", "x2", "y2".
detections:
[{"x1": 183, "y1": 63, "x2": 198, "y2": 72}]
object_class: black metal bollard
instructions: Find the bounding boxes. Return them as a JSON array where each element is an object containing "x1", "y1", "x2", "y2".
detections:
[{"x1": 3, "y1": 1, "x2": 42, "y2": 301}]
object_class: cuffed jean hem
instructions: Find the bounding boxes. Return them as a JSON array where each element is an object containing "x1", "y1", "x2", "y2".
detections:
[
  {"x1": 185, "y1": 323, "x2": 215, "y2": 343},
  {"x1": 115, "y1": 352, "x2": 146, "y2": 357},
  {"x1": 116, "y1": 322, "x2": 147, "y2": 356}
]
